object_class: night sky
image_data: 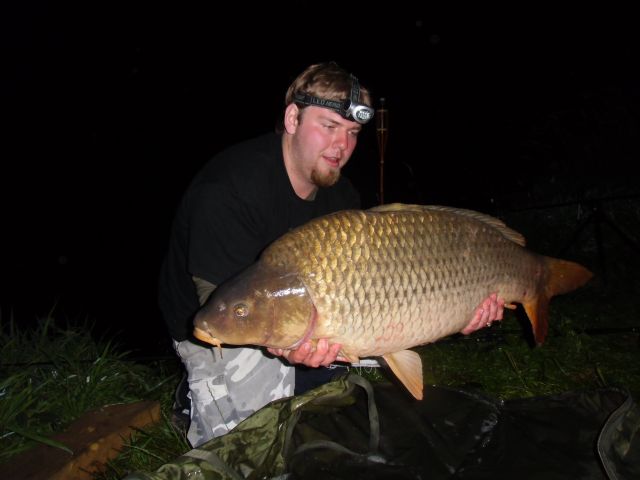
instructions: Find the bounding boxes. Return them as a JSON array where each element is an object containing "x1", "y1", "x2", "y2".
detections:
[{"x1": 3, "y1": 6, "x2": 639, "y2": 353}]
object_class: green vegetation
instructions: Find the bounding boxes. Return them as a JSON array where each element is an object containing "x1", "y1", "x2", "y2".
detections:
[
  {"x1": 0, "y1": 315, "x2": 187, "y2": 477},
  {"x1": 1, "y1": 277, "x2": 637, "y2": 478},
  {"x1": 96, "y1": 417, "x2": 189, "y2": 479},
  {"x1": 420, "y1": 304, "x2": 639, "y2": 400}
]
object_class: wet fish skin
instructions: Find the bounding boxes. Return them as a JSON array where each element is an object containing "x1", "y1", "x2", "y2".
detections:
[{"x1": 194, "y1": 204, "x2": 593, "y2": 399}]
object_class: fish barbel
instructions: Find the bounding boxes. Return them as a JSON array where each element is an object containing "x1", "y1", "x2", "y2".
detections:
[{"x1": 194, "y1": 204, "x2": 593, "y2": 399}]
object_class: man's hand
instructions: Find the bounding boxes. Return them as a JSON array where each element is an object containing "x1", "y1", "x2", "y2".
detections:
[
  {"x1": 461, "y1": 293, "x2": 505, "y2": 335},
  {"x1": 268, "y1": 339, "x2": 345, "y2": 367}
]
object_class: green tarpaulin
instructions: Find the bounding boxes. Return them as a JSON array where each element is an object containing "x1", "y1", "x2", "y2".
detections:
[{"x1": 124, "y1": 374, "x2": 639, "y2": 480}]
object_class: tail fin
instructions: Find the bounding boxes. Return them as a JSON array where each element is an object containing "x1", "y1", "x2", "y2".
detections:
[{"x1": 523, "y1": 257, "x2": 593, "y2": 345}]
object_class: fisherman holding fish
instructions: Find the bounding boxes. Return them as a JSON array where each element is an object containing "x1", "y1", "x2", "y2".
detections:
[{"x1": 158, "y1": 62, "x2": 504, "y2": 447}]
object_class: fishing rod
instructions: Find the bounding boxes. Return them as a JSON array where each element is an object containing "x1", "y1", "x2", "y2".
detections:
[{"x1": 376, "y1": 97, "x2": 388, "y2": 205}]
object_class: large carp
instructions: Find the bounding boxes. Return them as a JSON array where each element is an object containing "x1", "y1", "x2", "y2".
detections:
[{"x1": 194, "y1": 204, "x2": 593, "y2": 400}]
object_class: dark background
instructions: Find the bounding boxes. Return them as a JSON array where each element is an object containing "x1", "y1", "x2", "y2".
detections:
[{"x1": 3, "y1": 5, "x2": 639, "y2": 354}]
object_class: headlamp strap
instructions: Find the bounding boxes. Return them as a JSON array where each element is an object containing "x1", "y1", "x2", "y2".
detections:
[
  {"x1": 293, "y1": 94, "x2": 343, "y2": 111},
  {"x1": 350, "y1": 75, "x2": 361, "y2": 105}
]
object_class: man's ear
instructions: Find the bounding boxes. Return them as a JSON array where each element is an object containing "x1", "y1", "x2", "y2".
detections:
[{"x1": 284, "y1": 103, "x2": 300, "y2": 134}]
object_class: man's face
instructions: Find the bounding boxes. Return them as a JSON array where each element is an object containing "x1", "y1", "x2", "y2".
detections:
[{"x1": 290, "y1": 106, "x2": 362, "y2": 188}]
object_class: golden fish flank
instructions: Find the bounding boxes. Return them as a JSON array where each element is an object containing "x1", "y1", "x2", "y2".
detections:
[{"x1": 194, "y1": 204, "x2": 593, "y2": 400}]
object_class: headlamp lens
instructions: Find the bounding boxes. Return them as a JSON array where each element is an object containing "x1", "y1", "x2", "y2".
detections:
[{"x1": 345, "y1": 103, "x2": 374, "y2": 124}]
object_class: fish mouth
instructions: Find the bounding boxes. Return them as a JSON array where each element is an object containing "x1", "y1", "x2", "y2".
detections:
[
  {"x1": 194, "y1": 327, "x2": 223, "y2": 348},
  {"x1": 282, "y1": 305, "x2": 317, "y2": 350}
]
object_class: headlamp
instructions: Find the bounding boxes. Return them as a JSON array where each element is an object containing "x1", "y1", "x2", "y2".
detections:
[{"x1": 293, "y1": 75, "x2": 374, "y2": 125}]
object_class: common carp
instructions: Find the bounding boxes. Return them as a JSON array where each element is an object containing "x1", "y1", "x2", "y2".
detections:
[{"x1": 193, "y1": 204, "x2": 593, "y2": 400}]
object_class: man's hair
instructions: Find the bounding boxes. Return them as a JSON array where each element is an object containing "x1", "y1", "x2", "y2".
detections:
[{"x1": 285, "y1": 62, "x2": 372, "y2": 109}]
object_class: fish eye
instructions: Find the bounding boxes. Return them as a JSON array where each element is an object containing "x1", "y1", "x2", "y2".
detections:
[{"x1": 233, "y1": 303, "x2": 249, "y2": 318}]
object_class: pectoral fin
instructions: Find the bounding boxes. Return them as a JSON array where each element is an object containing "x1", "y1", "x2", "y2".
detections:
[{"x1": 383, "y1": 350, "x2": 424, "y2": 400}]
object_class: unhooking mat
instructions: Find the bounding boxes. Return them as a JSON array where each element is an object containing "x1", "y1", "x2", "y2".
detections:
[{"x1": 124, "y1": 374, "x2": 639, "y2": 480}]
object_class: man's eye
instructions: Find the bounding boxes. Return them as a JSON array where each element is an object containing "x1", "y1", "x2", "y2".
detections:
[{"x1": 233, "y1": 304, "x2": 249, "y2": 317}]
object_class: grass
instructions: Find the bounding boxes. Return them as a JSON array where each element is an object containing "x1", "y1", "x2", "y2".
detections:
[
  {"x1": 96, "y1": 417, "x2": 189, "y2": 480},
  {"x1": 417, "y1": 280, "x2": 640, "y2": 400},
  {"x1": 1, "y1": 281, "x2": 638, "y2": 478},
  {"x1": 420, "y1": 310, "x2": 639, "y2": 400},
  {"x1": 0, "y1": 314, "x2": 187, "y2": 476}
]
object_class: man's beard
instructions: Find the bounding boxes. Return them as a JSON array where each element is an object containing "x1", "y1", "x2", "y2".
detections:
[{"x1": 311, "y1": 167, "x2": 340, "y2": 188}]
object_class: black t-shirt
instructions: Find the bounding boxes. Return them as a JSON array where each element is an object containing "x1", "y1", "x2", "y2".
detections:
[{"x1": 158, "y1": 132, "x2": 361, "y2": 341}]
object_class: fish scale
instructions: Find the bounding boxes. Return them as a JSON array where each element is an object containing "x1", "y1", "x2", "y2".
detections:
[
  {"x1": 294, "y1": 209, "x2": 499, "y2": 355},
  {"x1": 194, "y1": 203, "x2": 593, "y2": 399}
]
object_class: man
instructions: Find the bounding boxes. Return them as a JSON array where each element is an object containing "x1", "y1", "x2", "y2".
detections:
[{"x1": 158, "y1": 62, "x2": 504, "y2": 447}]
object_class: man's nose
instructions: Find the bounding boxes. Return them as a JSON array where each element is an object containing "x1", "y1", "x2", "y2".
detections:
[{"x1": 333, "y1": 130, "x2": 348, "y2": 150}]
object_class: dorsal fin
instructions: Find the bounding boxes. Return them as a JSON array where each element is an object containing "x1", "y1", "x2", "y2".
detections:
[{"x1": 368, "y1": 203, "x2": 526, "y2": 247}]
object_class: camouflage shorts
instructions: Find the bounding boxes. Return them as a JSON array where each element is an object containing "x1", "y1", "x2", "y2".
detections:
[{"x1": 174, "y1": 339, "x2": 295, "y2": 447}]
